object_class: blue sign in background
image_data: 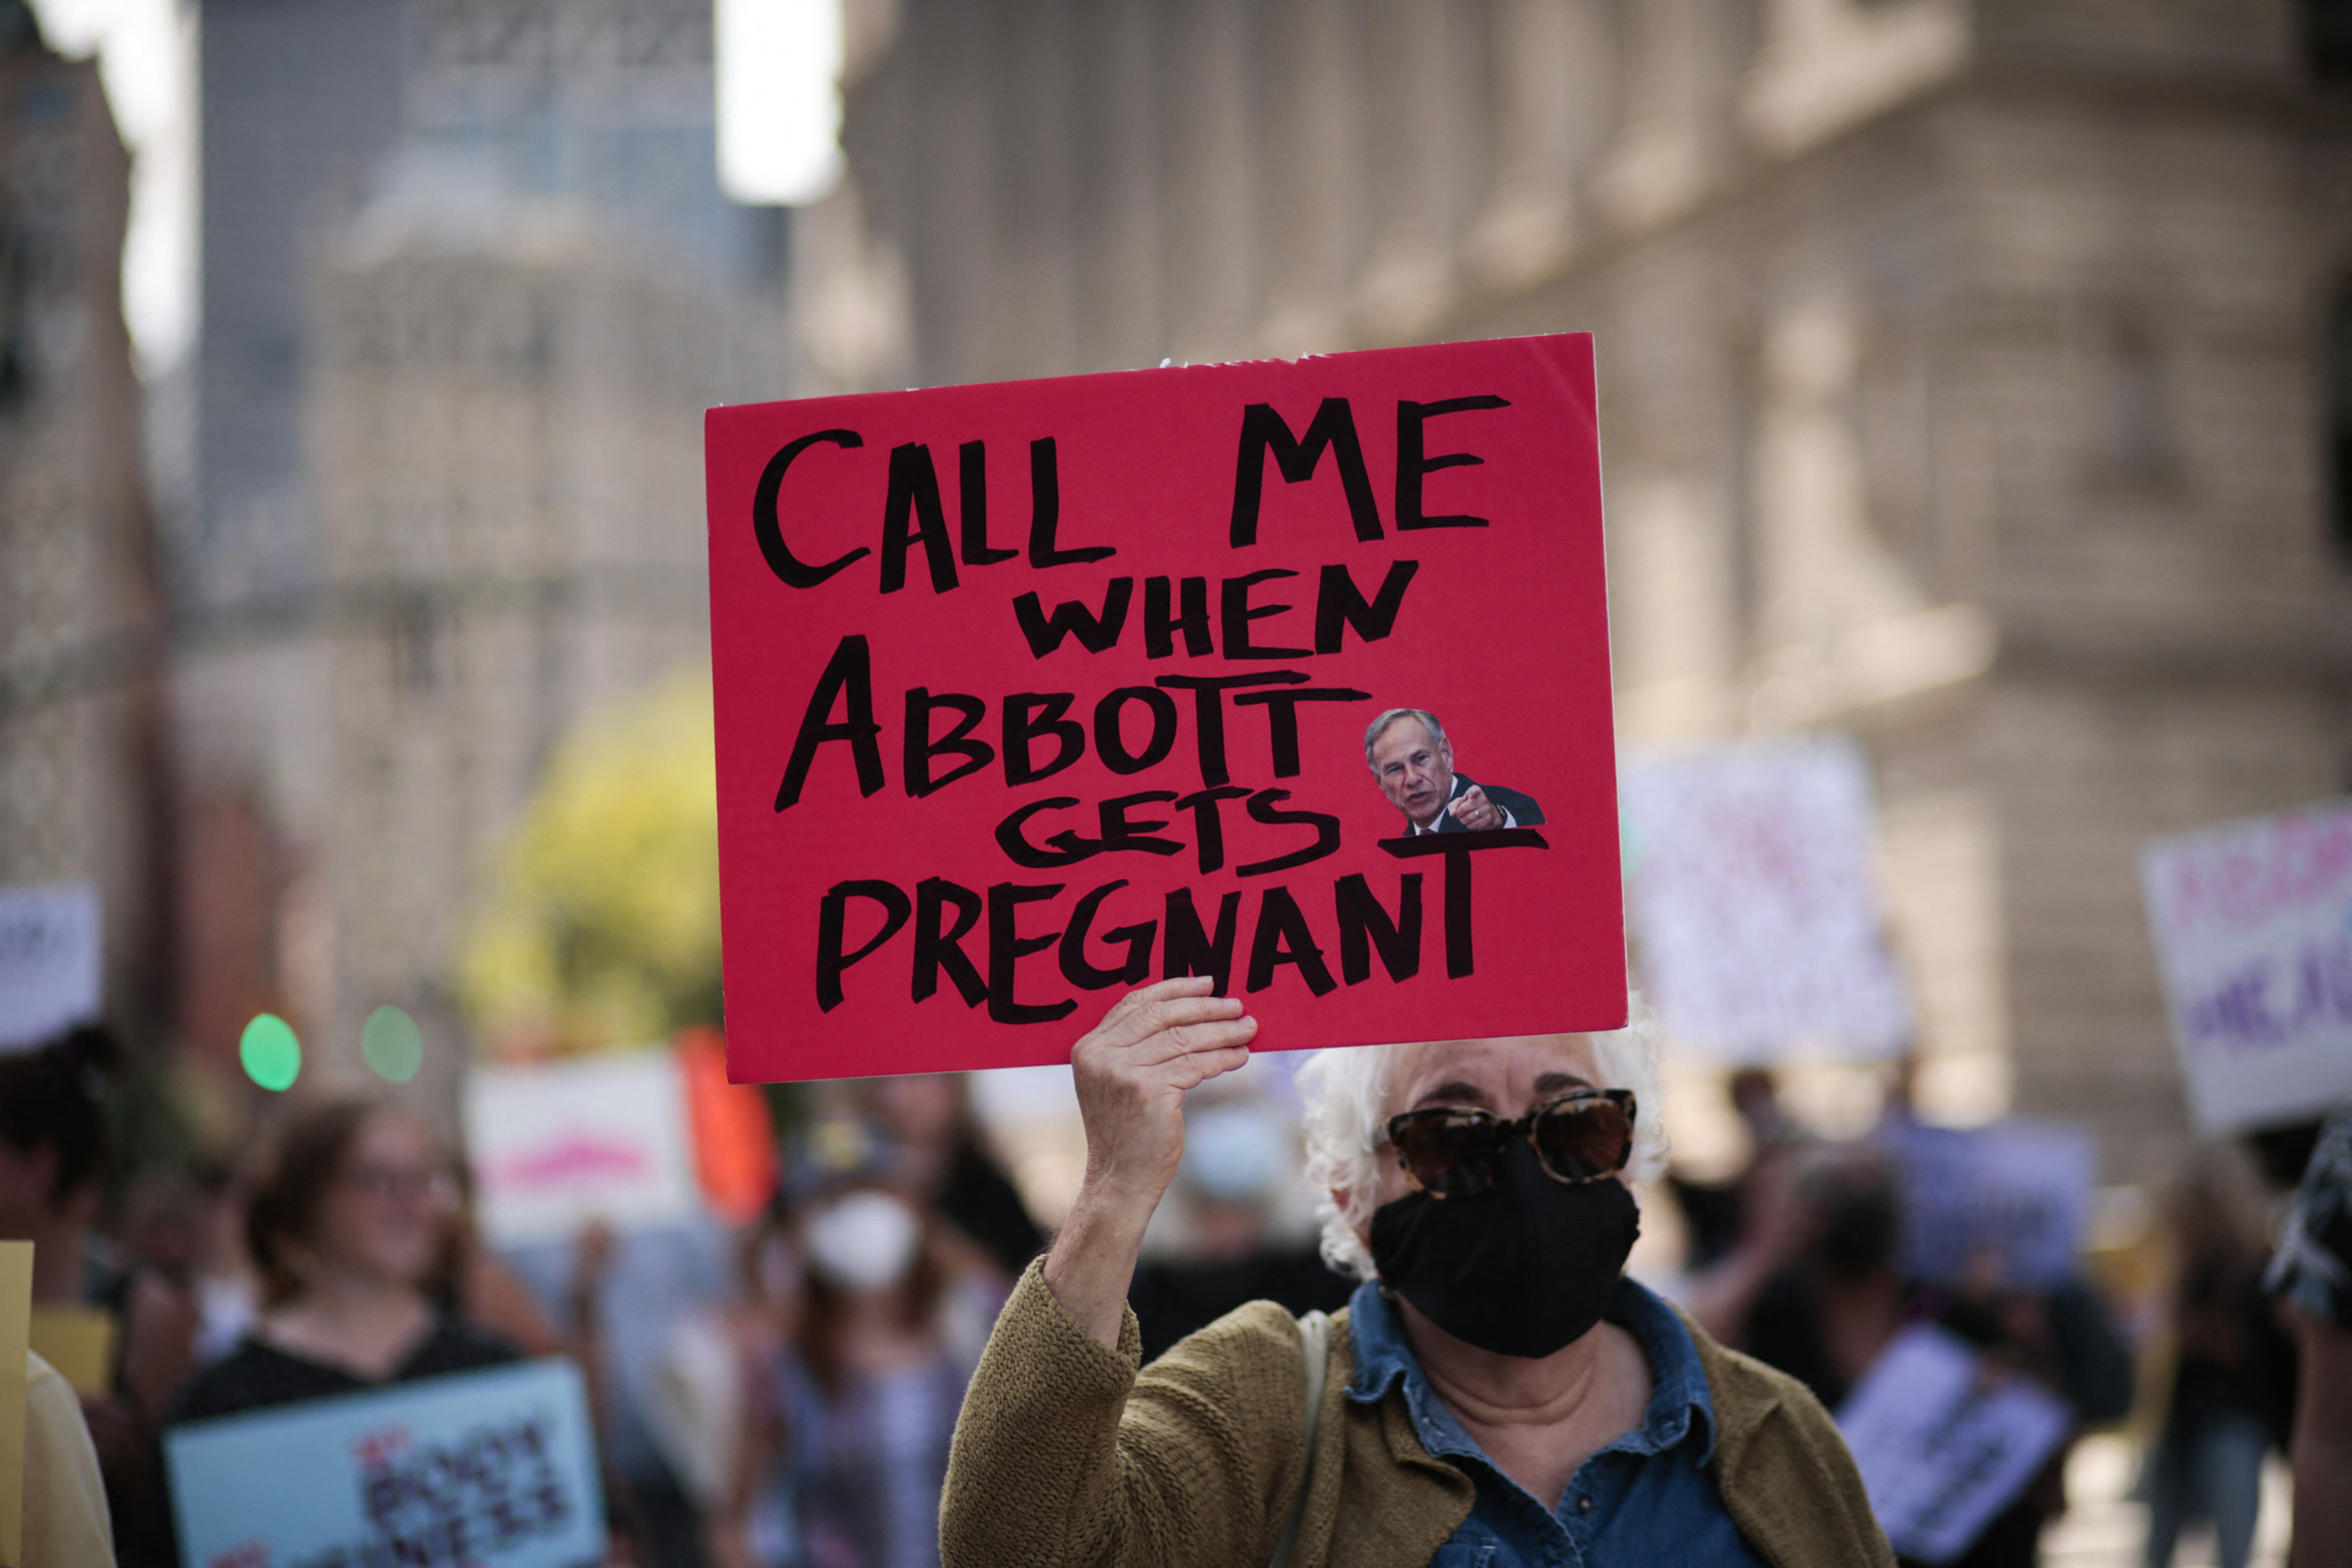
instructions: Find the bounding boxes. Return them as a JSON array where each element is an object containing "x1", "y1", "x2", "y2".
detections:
[{"x1": 165, "y1": 1359, "x2": 606, "y2": 1568}]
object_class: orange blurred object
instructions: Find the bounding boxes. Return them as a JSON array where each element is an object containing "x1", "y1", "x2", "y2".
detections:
[{"x1": 677, "y1": 1027, "x2": 778, "y2": 1221}]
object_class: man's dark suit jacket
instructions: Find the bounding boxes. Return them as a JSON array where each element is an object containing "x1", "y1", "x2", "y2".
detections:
[{"x1": 1417, "y1": 771, "x2": 1544, "y2": 833}]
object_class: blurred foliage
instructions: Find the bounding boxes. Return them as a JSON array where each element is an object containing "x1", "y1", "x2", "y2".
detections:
[{"x1": 459, "y1": 667, "x2": 722, "y2": 1057}]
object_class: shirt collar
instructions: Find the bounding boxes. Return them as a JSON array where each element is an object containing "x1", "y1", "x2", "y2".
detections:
[{"x1": 1344, "y1": 1272, "x2": 1717, "y2": 1464}]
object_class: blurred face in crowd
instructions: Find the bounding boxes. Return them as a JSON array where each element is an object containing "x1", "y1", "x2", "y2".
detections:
[
  {"x1": 1370, "y1": 717, "x2": 1456, "y2": 826},
  {"x1": 869, "y1": 1073, "x2": 964, "y2": 1148},
  {"x1": 0, "y1": 1138, "x2": 59, "y2": 1236},
  {"x1": 1354, "y1": 1033, "x2": 1611, "y2": 1229},
  {"x1": 801, "y1": 1186, "x2": 924, "y2": 1298},
  {"x1": 310, "y1": 1110, "x2": 453, "y2": 1290}
]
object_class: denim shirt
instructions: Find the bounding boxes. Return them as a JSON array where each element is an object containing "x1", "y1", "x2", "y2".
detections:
[{"x1": 1345, "y1": 1276, "x2": 1767, "y2": 1568}]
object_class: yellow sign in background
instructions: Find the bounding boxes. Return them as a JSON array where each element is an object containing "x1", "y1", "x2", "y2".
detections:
[{"x1": 0, "y1": 1239, "x2": 33, "y2": 1566}]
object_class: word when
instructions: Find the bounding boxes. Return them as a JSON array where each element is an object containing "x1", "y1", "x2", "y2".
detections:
[{"x1": 1011, "y1": 559, "x2": 1417, "y2": 662}]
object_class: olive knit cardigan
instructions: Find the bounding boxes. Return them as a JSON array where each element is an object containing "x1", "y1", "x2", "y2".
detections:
[{"x1": 941, "y1": 1259, "x2": 1896, "y2": 1568}]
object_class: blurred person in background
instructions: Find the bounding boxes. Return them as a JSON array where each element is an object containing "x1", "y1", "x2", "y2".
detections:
[
  {"x1": 23, "y1": 1346, "x2": 117, "y2": 1568},
  {"x1": 169, "y1": 1097, "x2": 643, "y2": 1560},
  {"x1": 707, "y1": 1210, "x2": 811, "y2": 1566},
  {"x1": 2142, "y1": 1144, "x2": 2295, "y2": 1568},
  {"x1": 442, "y1": 1164, "x2": 570, "y2": 1359},
  {"x1": 1693, "y1": 1138, "x2": 2133, "y2": 1568},
  {"x1": 854, "y1": 1073, "x2": 1043, "y2": 1279},
  {"x1": 116, "y1": 1169, "x2": 205, "y2": 1290},
  {"x1": 1126, "y1": 1091, "x2": 1352, "y2": 1361},
  {"x1": 166, "y1": 1096, "x2": 520, "y2": 1423},
  {"x1": 2263, "y1": 1102, "x2": 2352, "y2": 1568},
  {"x1": 0, "y1": 1025, "x2": 195, "y2": 1567},
  {"x1": 1923, "y1": 1258, "x2": 2133, "y2": 1568},
  {"x1": 499, "y1": 1207, "x2": 735, "y2": 1568},
  {"x1": 179, "y1": 1160, "x2": 260, "y2": 1369},
  {"x1": 1668, "y1": 1065, "x2": 1802, "y2": 1272},
  {"x1": 715, "y1": 1134, "x2": 1005, "y2": 1568},
  {"x1": 1693, "y1": 1145, "x2": 1909, "y2": 1407}
]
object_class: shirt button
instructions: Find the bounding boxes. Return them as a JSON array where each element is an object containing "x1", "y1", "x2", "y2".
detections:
[{"x1": 1577, "y1": 1495, "x2": 1594, "y2": 1515}]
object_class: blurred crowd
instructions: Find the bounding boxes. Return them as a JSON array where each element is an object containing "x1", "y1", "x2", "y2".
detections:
[{"x1": 0, "y1": 1023, "x2": 2339, "y2": 1568}]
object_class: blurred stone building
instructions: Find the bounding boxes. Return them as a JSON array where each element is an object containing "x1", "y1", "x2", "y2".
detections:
[
  {"x1": 0, "y1": 5, "x2": 171, "y2": 1040},
  {"x1": 180, "y1": 0, "x2": 792, "y2": 1094},
  {"x1": 811, "y1": 0, "x2": 2352, "y2": 1179}
]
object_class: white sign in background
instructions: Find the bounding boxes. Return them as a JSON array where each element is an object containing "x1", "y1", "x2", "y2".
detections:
[
  {"x1": 0, "y1": 882, "x2": 101, "y2": 1052},
  {"x1": 167, "y1": 1359, "x2": 604, "y2": 1568},
  {"x1": 1621, "y1": 741, "x2": 1913, "y2": 1062},
  {"x1": 464, "y1": 1049, "x2": 699, "y2": 1248},
  {"x1": 1836, "y1": 1323, "x2": 2072, "y2": 1565},
  {"x1": 2140, "y1": 799, "x2": 2352, "y2": 1135}
]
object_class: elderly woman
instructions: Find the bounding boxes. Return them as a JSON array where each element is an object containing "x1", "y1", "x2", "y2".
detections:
[{"x1": 940, "y1": 978, "x2": 1891, "y2": 1567}]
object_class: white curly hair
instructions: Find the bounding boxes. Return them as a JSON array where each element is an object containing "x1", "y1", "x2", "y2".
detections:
[{"x1": 1295, "y1": 993, "x2": 1668, "y2": 1279}]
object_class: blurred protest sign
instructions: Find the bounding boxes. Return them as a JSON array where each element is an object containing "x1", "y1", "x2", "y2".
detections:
[
  {"x1": 2, "y1": 1242, "x2": 28, "y2": 1564},
  {"x1": 677, "y1": 1028, "x2": 778, "y2": 1222},
  {"x1": 1882, "y1": 1119, "x2": 2095, "y2": 1290},
  {"x1": 465, "y1": 1050, "x2": 698, "y2": 1247},
  {"x1": 0, "y1": 883, "x2": 100, "y2": 1052},
  {"x1": 1620, "y1": 739, "x2": 1911, "y2": 1062},
  {"x1": 705, "y1": 335, "x2": 1623, "y2": 1081},
  {"x1": 1837, "y1": 1323, "x2": 2071, "y2": 1564},
  {"x1": 25, "y1": 1305, "x2": 115, "y2": 1398},
  {"x1": 166, "y1": 1359, "x2": 604, "y2": 1568},
  {"x1": 2140, "y1": 798, "x2": 2352, "y2": 1134}
]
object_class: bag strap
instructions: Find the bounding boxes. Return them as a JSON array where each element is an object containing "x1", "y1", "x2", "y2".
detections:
[{"x1": 1267, "y1": 1309, "x2": 1332, "y2": 1568}]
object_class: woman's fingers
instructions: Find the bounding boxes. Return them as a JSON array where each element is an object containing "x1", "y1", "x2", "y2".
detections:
[
  {"x1": 1075, "y1": 981, "x2": 1251, "y2": 1061},
  {"x1": 1166, "y1": 1044, "x2": 1253, "y2": 1091},
  {"x1": 1087, "y1": 978, "x2": 1232, "y2": 1045},
  {"x1": 1117, "y1": 1006, "x2": 1258, "y2": 1067},
  {"x1": 1097, "y1": 975, "x2": 1218, "y2": 1025}
]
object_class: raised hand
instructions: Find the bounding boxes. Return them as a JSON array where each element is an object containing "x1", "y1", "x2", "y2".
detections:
[{"x1": 1046, "y1": 978, "x2": 1258, "y2": 1345}]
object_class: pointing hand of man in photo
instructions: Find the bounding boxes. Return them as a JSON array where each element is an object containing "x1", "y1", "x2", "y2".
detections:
[{"x1": 1447, "y1": 785, "x2": 1506, "y2": 832}]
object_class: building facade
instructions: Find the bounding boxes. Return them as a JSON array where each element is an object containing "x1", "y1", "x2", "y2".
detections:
[
  {"x1": 0, "y1": 6, "x2": 171, "y2": 1042},
  {"x1": 299, "y1": 0, "x2": 789, "y2": 1095},
  {"x1": 815, "y1": 0, "x2": 2352, "y2": 1178},
  {"x1": 174, "y1": 0, "x2": 793, "y2": 1095}
]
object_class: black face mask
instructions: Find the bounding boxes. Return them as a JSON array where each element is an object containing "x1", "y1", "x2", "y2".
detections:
[{"x1": 1369, "y1": 1138, "x2": 1641, "y2": 1359}]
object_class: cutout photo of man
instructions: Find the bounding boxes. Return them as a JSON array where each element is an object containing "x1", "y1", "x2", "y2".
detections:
[{"x1": 1364, "y1": 707, "x2": 1544, "y2": 836}]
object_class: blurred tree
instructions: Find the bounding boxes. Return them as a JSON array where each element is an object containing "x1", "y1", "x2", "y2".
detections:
[{"x1": 459, "y1": 668, "x2": 721, "y2": 1057}]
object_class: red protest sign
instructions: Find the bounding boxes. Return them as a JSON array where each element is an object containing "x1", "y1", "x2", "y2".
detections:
[{"x1": 705, "y1": 333, "x2": 1623, "y2": 1083}]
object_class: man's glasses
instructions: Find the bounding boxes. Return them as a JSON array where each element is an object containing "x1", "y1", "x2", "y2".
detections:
[{"x1": 1382, "y1": 1088, "x2": 1636, "y2": 1199}]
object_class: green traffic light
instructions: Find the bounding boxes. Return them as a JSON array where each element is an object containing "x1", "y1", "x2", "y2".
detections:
[
  {"x1": 361, "y1": 1005, "x2": 425, "y2": 1083},
  {"x1": 239, "y1": 1013, "x2": 302, "y2": 1091}
]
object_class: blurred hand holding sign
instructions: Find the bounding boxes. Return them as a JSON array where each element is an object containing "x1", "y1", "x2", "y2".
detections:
[
  {"x1": 1836, "y1": 1323, "x2": 2071, "y2": 1565},
  {"x1": 165, "y1": 1360, "x2": 604, "y2": 1568},
  {"x1": 1620, "y1": 741, "x2": 1912, "y2": 1062},
  {"x1": 0, "y1": 884, "x2": 100, "y2": 1053},
  {"x1": 704, "y1": 336, "x2": 1624, "y2": 1081},
  {"x1": 2140, "y1": 798, "x2": 2352, "y2": 1134}
]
